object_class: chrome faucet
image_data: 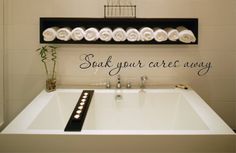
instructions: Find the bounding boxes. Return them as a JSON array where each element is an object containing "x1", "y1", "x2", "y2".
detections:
[
  {"x1": 116, "y1": 75, "x2": 121, "y2": 89},
  {"x1": 140, "y1": 75, "x2": 148, "y2": 89}
]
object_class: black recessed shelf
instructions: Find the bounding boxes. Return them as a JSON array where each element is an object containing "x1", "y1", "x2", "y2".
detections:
[{"x1": 40, "y1": 17, "x2": 198, "y2": 45}]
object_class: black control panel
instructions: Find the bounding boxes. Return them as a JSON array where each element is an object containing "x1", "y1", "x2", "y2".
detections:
[{"x1": 64, "y1": 90, "x2": 94, "y2": 132}]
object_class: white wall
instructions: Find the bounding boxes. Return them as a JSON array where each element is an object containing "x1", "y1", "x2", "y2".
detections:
[
  {"x1": 0, "y1": 0, "x2": 4, "y2": 128},
  {"x1": 3, "y1": 0, "x2": 236, "y2": 130}
]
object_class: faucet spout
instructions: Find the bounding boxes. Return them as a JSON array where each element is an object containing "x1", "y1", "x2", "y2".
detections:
[{"x1": 116, "y1": 75, "x2": 121, "y2": 89}]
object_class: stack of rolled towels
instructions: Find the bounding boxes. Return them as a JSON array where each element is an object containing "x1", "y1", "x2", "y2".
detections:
[{"x1": 42, "y1": 26, "x2": 196, "y2": 43}]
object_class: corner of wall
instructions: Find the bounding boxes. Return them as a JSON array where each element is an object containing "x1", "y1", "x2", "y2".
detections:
[{"x1": 0, "y1": 0, "x2": 4, "y2": 129}]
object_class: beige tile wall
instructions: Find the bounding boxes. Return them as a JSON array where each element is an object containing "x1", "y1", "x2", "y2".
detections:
[
  {"x1": 3, "y1": 0, "x2": 236, "y2": 129},
  {"x1": 0, "y1": 0, "x2": 4, "y2": 127}
]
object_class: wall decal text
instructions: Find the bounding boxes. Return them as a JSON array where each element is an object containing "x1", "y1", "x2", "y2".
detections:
[{"x1": 79, "y1": 54, "x2": 212, "y2": 76}]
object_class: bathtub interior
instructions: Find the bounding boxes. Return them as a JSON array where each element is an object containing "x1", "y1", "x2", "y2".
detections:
[
  {"x1": 28, "y1": 89, "x2": 208, "y2": 131},
  {"x1": 29, "y1": 92, "x2": 80, "y2": 130},
  {"x1": 83, "y1": 90, "x2": 208, "y2": 130}
]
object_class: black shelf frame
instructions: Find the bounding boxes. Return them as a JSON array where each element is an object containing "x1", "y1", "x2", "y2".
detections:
[{"x1": 40, "y1": 17, "x2": 198, "y2": 45}]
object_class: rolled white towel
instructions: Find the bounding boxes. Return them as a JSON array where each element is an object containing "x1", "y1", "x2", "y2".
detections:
[
  {"x1": 71, "y1": 27, "x2": 85, "y2": 41},
  {"x1": 42, "y1": 27, "x2": 58, "y2": 42},
  {"x1": 84, "y1": 27, "x2": 99, "y2": 41},
  {"x1": 177, "y1": 26, "x2": 196, "y2": 43},
  {"x1": 56, "y1": 27, "x2": 72, "y2": 41},
  {"x1": 99, "y1": 27, "x2": 113, "y2": 42},
  {"x1": 126, "y1": 28, "x2": 140, "y2": 42},
  {"x1": 165, "y1": 28, "x2": 179, "y2": 41},
  {"x1": 140, "y1": 27, "x2": 154, "y2": 41},
  {"x1": 112, "y1": 28, "x2": 127, "y2": 42},
  {"x1": 153, "y1": 28, "x2": 168, "y2": 42}
]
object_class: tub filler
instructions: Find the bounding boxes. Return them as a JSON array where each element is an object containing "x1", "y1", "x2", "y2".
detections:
[{"x1": 1, "y1": 88, "x2": 235, "y2": 153}]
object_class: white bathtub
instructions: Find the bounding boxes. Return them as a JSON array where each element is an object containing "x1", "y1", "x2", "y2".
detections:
[{"x1": 2, "y1": 88, "x2": 234, "y2": 135}]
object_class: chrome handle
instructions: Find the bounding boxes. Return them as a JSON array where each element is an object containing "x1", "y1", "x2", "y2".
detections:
[
  {"x1": 127, "y1": 82, "x2": 132, "y2": 89},
  {"x1": 140, "y1": 75, "x2": 148, "y2": 89}
]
